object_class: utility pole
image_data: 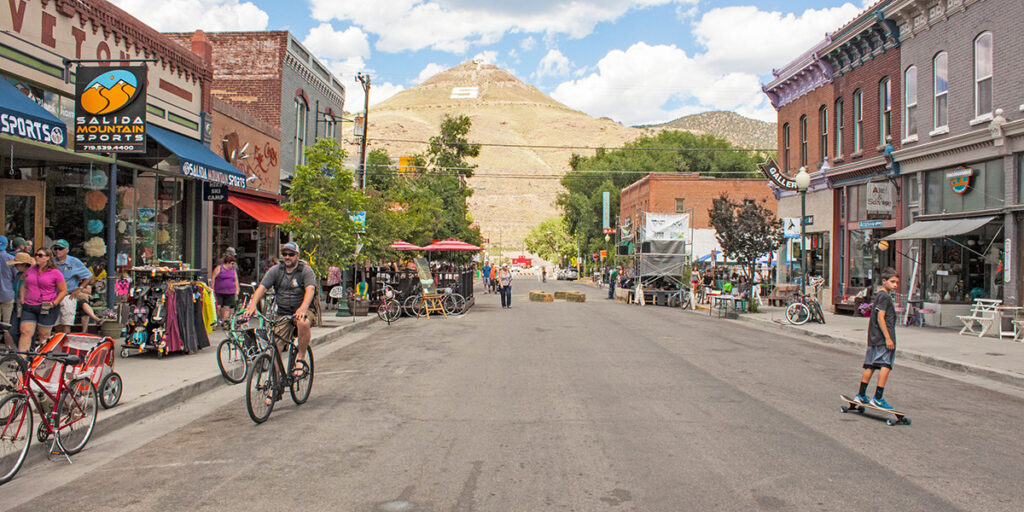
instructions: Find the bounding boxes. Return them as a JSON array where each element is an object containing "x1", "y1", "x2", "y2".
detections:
[{"x1": 356, "y1": 72, "x2": 371, "y2": 189}]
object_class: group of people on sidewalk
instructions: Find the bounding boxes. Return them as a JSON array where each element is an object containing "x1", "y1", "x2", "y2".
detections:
[
  {"x1": 2, "y1": 236, "x2": 99, "y2": 351},
  {"x1": 480, "y1": 262, "x2": 513, "y2": 308}
]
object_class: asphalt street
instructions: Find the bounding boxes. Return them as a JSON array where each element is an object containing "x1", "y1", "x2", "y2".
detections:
[{"x1": 5, "y1": 280, "x2": 1024, "y2": 511}]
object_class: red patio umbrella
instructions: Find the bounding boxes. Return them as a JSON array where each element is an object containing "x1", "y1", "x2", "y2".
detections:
[
  {"x1": 390, "y1": 240, "x2": 423, "y2": 251},
  {"x1": 422, "y1": 238, "x2": 482, "y2": 251}
]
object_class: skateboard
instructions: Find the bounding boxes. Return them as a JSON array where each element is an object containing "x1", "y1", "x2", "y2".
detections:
[{"x1": 840, "y1": 394, "x2": 911, "y2": 426}]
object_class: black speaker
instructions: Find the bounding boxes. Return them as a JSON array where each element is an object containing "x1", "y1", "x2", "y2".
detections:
[
  {"x1": 617, "y1": 245, "x2": 629, "y2": 255},
  {"x1": 641, "y1": 241, "x2": 651, "y2": 253}
]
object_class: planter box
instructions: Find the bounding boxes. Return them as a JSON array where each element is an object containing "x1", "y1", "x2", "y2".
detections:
[
  {"x1": 99, "y1": 321, "x2": 123, "y2": 339},
  {"x1": 347, "y1": 300, "x2": 369, "y2": 316}
]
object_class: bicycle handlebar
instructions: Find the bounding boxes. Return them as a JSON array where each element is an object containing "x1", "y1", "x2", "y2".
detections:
[{"x1": 2, "y1": 350, "x2": 82, "y2": 366}]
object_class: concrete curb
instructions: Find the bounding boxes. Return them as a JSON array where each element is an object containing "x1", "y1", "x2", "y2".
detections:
[
  {"x1": 94, "y1": 316, "x2": 378, "y2": 436},
  {"x1": 693, "y1": 309, "x2": 1024, "y2": 389}
]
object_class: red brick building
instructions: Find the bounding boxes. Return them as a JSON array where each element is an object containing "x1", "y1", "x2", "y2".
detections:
[{"x1": 619, "y1": 173, "x2": 777, "y2": 232}]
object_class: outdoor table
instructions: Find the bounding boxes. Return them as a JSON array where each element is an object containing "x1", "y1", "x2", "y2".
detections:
[
  {"x1": 996, "y1": 306, "x2": 1024, "y2": 340},
  {"x1": 709, "y1": 295, "x2": 740, "y2": 318}
]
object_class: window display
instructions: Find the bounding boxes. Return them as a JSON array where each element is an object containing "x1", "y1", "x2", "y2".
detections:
[{"x1": 923, "y1": 221, "x2": 1003, "y2": 302}]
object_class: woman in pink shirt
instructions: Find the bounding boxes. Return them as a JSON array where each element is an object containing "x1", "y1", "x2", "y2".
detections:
[{"x1": 17, "y1": 247, "x2": 67, "y2": 350}]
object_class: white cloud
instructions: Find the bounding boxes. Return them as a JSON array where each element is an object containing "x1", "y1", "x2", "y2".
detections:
[
  {"x1": 520, "y1": 36, "x2": 537, "y2": 51},
  {"x1": 535, "y1": 49, "x2": 571, "y2": 78},
  {"x1": 414, "y1": 63, "x2": 447, "y2": 84},
  {"x1": 302, "y1": 24, "x2": 370, "y2": 61},
  {"x1": 309, "y1": 0, "x2": 697, "y2": 54},
  {"x1": 551, "y1": 42, "x2": 775, "y2": 126},
  {"x1": 109, "y1": 0, "x2": 268, "y2": 31},
  {"x1": 472, "y1": 51, "x2": 499, "y2": 65},
  {"x1": 692, "y1": 4, "x2": 864, "y2": 74}
]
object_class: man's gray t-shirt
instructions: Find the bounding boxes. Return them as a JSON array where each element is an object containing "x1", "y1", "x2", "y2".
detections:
[
  {"x1": 868, "y1": 290, "x2": 896, "y2": 347},
  {"x1": 260, "y1": 263, "x2": 316, "y2": 313}
]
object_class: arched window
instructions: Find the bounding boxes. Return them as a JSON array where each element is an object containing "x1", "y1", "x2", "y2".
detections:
[
  {"x1": 934, "y1": 52, "x2": 949, "y2": 130},
  {"x1": 799, "y1": 115, "x2": 808, "y2": 167},
  {"x1": 835, "y1": 98, "x2": 844, "y2": 157},
  {"x1": 904, "y1": 66, "x2": 918, "y2": 139},
  {"x1": 818, "y1": 105, "x2": 828, "y2": 161},
  {"x1": 853, "y1": 89, "x2": 863, "y2": 152},
  {"x1": 294, "y1": 97, "x2": 308, "y2": 166},
  {"x1": 974, "y1": 32, "x2": 993, "y2": 118},
  {"x1": 782, "y1": 123, "x2": 791, "y2": 171},
  {"x1": 879, "y1": 77, "x2": 891, "y2": 145}
]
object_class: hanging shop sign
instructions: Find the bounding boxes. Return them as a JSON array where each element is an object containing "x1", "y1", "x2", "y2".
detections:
[
  {"x1": 350, "y1": 211, "x2": 366, "y2": 233},
  {"x1": 757, "y1": 156, "x2": 798, "y2": 190},
  {"x1": 947, "y1": 166, "x2": 973, "y2": 195},
  {"x1": 783, "y1": 217, "x2": 800, "y2": 239},
  {"x1": 74, "y1": 66, "x2": 147, "y2": 153},
  {"x1": 1005, "y1": 238, "x2": 1012, "y2": 284},
  {"x1": 866, "y1": 181, "x2": 894, "y2": 213},
  {"x1": 202, "y1": 182, "x2": 227, "y2": 202}
]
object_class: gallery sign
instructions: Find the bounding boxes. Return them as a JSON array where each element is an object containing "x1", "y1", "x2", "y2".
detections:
[
  {"x1": 74, "y1": 66, "x2": 147, "y2": 153},
  {"x1": 947, "y1": 166, "x2": 973, "y2": 195},
  {"x1": 757, "y1": 156, "x2": 798, "y2": 190}
]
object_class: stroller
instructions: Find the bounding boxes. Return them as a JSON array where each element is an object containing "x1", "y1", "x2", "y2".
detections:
[{"x1": 31, "y1": 332, "x2": 122, "y2": 409}]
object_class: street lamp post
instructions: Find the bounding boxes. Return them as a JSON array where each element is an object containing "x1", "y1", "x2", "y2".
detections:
[{"x1": 795, "y1": 167, "x2": 811, "y2": 297}]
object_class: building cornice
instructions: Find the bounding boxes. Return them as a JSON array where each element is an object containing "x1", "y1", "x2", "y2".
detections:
[
  {"x1": 761, "y1": 41, "x2": 834, "y2": 109},
  {"x1": 893, "y1": 116, "x2": 1023, "y2": 167},
  {"x1": 820, "y1": 5, "x2": 900, "y2": 79},
  {"x1": 887, "y1": 0, "x2": 981, "y2": 40}
]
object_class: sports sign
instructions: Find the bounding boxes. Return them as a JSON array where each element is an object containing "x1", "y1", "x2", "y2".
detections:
[
  {"x1": 757, "y1": 156, "x2": 798, "y2": 190},
  {"x1": 947, "y1": 166, "x2": 973, "y2": 195},
  {"x1": 74, "y1": 66, "x2": 147, "y2": 153}
]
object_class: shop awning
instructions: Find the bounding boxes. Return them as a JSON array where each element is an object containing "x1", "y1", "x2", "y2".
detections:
[
  {"x1": 147, "y1": 124, "x2": 247, "y2": 188},
  {"x1": 228, "y1": 194, "x2": 289, "y2": 225},
  {"x1": 883, "y1": 216, "x2": 996, "y2": 241},
  {"x1": 0, "y1": 79, "x2": 67, "y2": 148}
]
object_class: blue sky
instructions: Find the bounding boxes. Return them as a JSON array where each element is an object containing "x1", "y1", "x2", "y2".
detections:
[{"x1": 111, "y1": 0, "x2": 876, "y2": 125}]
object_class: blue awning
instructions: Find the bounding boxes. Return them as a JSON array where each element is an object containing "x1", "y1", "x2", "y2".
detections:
[
  {"x1": 147, "y1": 123, "x2": 247, "y2": 189},
  {"x1": 0, "y1": 79, "x2": 67, "y2": 147}
]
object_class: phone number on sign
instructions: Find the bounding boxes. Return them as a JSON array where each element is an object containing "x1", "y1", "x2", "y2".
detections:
[{"x1": 78, "y1": 145, "x2": 142, "y2": 152}]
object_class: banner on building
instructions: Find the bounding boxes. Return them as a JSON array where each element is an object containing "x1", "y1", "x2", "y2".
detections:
[
  {"x1": 866, "y1": 181, "x2": 894, "y2": 213},
  {"x1": 757, "y1": 156, "x2": 798, "y2": 190},
  {"x1": 602, "y1": 191, "x2": 611, "y2": 231},
  {"x1": 644, "y1": 212, "x2": 690, "y2": 241},
  {"x1": 74, "y1": 66, "x2": 147, "y2": 153}
]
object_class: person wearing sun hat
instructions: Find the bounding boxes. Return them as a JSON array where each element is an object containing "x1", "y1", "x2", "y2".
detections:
[
  {"x1": 3, "y1": 251, "x2": 33, "y2": 348},
  {"x1": 0, "y1": 236, "x2": 14, "y2": 329},
  {"x1": 51, "y1": 239, "x2": 93, "y2": 334}
]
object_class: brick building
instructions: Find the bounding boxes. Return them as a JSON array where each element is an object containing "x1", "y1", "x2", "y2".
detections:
[
  {"x1": 619, "y1": 173, "x2": 777, "y2": 260},
  {"x1": 167, "y1": 31, "x2": 346, "y2": 183},
  {"x1": 884, "y1": 0, "x2": 1024, "y2": 320}
]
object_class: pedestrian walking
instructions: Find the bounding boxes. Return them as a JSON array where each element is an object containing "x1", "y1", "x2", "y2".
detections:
[
  {"x1": 542, "y1": 267, "x2": 547, "y2": 283},
  {"x1": 17, "y1": 248, "x2": 67, "y2": 351},
  {"x1": 3, "y1": 252, "x2": 32, "y2": 348},
  {"x1": 0, "y1": 236, "x2": 14, "y2": 328},
  {"x1": 51, "y1": 239, "x2": 92, "y2": 334},
  {"x1": 497, "y1": 263, "x2": 513, "y2": 309},
  {"x1": 607, "y1": 266, "x2": 618, "y2": 299},
  {"x1": 852, "y1": 267, "x2": 900, "y2": 410},
  {"x1": 481, "y1": 262, "x2": 492, "y2": 294},
  {"x1": 211, "y1": 253, "x2": 240, "y2": 326}
]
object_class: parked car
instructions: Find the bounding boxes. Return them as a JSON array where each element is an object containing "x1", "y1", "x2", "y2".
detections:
[{"x1": 564, "y1": 269, "x2": 579, "y2": 280}]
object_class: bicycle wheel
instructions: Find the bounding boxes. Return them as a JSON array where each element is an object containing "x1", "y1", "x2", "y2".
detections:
[
  {"x1": 450, "y1": 294, "x2": 466, "y2": 315},
  {"x1": 441, "y1": 294, "x2": 461, "y2": 315},
  {"x1": 217, "y1": 339, "x2": 248, "y2": 384},
  {"x1": 786, "y1": 302, "x2": 811, "y2": 325},
  {"x1": 246, "y1": 353, "x2": 276, "y2": 424},
  {"x1": 0, "y1": 354, "x2": 26, "y2": 394},
  {"x1": 678, "y1": 291, "x2": 691, "y2": 310},
  {"x1": 98, "y1": 372, "x2": 122, "y2": 409},
  {"x1": 385, "y1": 299, "x2": 402, "y2": 323},
  {"x1": 402, "y1": 295, "x2": 421, "y2": 317},
  {"x1": 376, "y1": 301, "x2": 390, "y2": 323},
  {"x1": 289, "y1": 346, "x2": 314, "y2": 405},
  {"x1": 0, "y1": 393, "x2": 32, "y2": 485},
  {"x1": 812, "y1": 301, "x2": 826, "y2": 324},
  {"x1": 56, "y1": 378, "x2": 98, "y2": 455}
]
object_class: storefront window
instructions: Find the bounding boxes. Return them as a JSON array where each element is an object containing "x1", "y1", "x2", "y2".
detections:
[
  {"x1": 133, "y1": 173, "x2": 186, "y2": 265},
  {"x1": 849, "y1": 230, "x2": 873, "y2": 289},
  {"x1": 44, "y1": 165, "x2": 114, "y2": 273},
  {"x1": 924, "y1": 220, "x2": 1003, "y2": 302},
  {"x1": 807, "y1": 233, "x2": 829, "y2": 286},
  {"x1": 924, "y1": 159, "x2": 1004, "y2": 214}
]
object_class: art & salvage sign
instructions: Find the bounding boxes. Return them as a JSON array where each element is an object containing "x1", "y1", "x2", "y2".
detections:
[
  {"x1": 74, "y1": 66, "x2": 147, "y2": 153},
  {"x1": 757, "y1": 156, "x2": 798, "y2": 190}
]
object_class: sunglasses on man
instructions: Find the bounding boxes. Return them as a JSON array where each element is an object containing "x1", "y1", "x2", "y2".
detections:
[
  {"x1": 281, "y1": 252, "x2": 298, "y2": 257},
  {"x1": 52, "y1": 246, "x2": 67, "y2": 251}
]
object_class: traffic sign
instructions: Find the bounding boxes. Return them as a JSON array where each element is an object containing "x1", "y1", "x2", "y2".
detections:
[{"x1": 600, "y1": 250, "x2": 607, "y2": 259}]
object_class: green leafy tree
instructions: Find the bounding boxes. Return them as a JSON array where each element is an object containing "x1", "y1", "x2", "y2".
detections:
[
  {"x1": 282, "y1": 139, "x2": 365, "y2": 277},
  {"x1": 524, "y1": 217, "x2": 574, "y2": 264},
  {"x1": 428, "y1": 114, "x2": 481, "y2": 178},
  {"x1": 365, "y1": 148, "x2": 399, "y2": 192},
  {"x1": 707, "y1": 194, "x2": 784, "y2": 311}
]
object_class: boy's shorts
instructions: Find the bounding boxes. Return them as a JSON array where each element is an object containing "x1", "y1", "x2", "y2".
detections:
[{"x1": 864, "y1": 344, "x2": 896, "y2": 369}]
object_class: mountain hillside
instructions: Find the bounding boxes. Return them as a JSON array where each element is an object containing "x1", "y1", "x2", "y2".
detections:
[
  {"x1": 365, "y1": 61, "x2": 643, "y2": 251},
  {"x1": 639, "y1": 111, "x2": 776, "y2": 150}
]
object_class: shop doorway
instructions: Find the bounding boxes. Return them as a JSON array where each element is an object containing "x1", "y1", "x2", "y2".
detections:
[{"x1": 0, "y1": 179, "x2": 45, "y2": 248}]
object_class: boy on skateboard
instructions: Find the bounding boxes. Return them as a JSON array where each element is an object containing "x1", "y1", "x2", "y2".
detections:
[{"x1": 854, "y1": 267, "x2": 899, "y2": 410}]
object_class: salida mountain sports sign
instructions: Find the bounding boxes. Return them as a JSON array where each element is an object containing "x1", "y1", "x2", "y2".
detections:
[{"x1": 75, "y1": 66, "x2": 147, "y2": 153}]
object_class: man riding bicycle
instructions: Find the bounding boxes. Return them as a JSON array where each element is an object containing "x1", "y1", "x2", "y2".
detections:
[{"x1": 243, "y1": 242, "x2": 315, "y2": 374}]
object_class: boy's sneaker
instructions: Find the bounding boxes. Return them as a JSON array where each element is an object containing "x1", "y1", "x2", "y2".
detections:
[
  {"x1": 871, "y1": 397, "x2": 894, "y2": 410},
  {"x1": 854, "y1": 394, "x2": 870, "y2": 404}
]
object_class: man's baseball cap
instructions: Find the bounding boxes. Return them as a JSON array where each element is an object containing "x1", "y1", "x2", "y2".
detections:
[
  {"x1": 12, "y1": 236, "x2": 28, "y2": 247},
  {"x1": 53, "y1": 239, "x2": 70, "y2": 249},
  {"x1": 282, "y1": 242, "x2": 300, "y2": 254},
  {"x1": 225, "y1": 246, "x2": 237, "y2": 255}
]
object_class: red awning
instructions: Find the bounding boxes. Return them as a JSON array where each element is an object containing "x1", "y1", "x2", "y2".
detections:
[
  {"x1": 227, "y1": 195, "x2": 289, "y2": 225},
  {"x1": 422, "y1": 238, "x2": 482, "y2": 251},
  {"x1": 390, "y1": 240, "x2": 423, "y2": 251}
]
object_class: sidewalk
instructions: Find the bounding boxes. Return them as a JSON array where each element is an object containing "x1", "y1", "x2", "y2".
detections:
[
  {"x1": 93, "y1": 314, "x2": 378, "y2": 435},
  {"x1": 701, "y1": 305, "x2": 1024, "y2": 389}
]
